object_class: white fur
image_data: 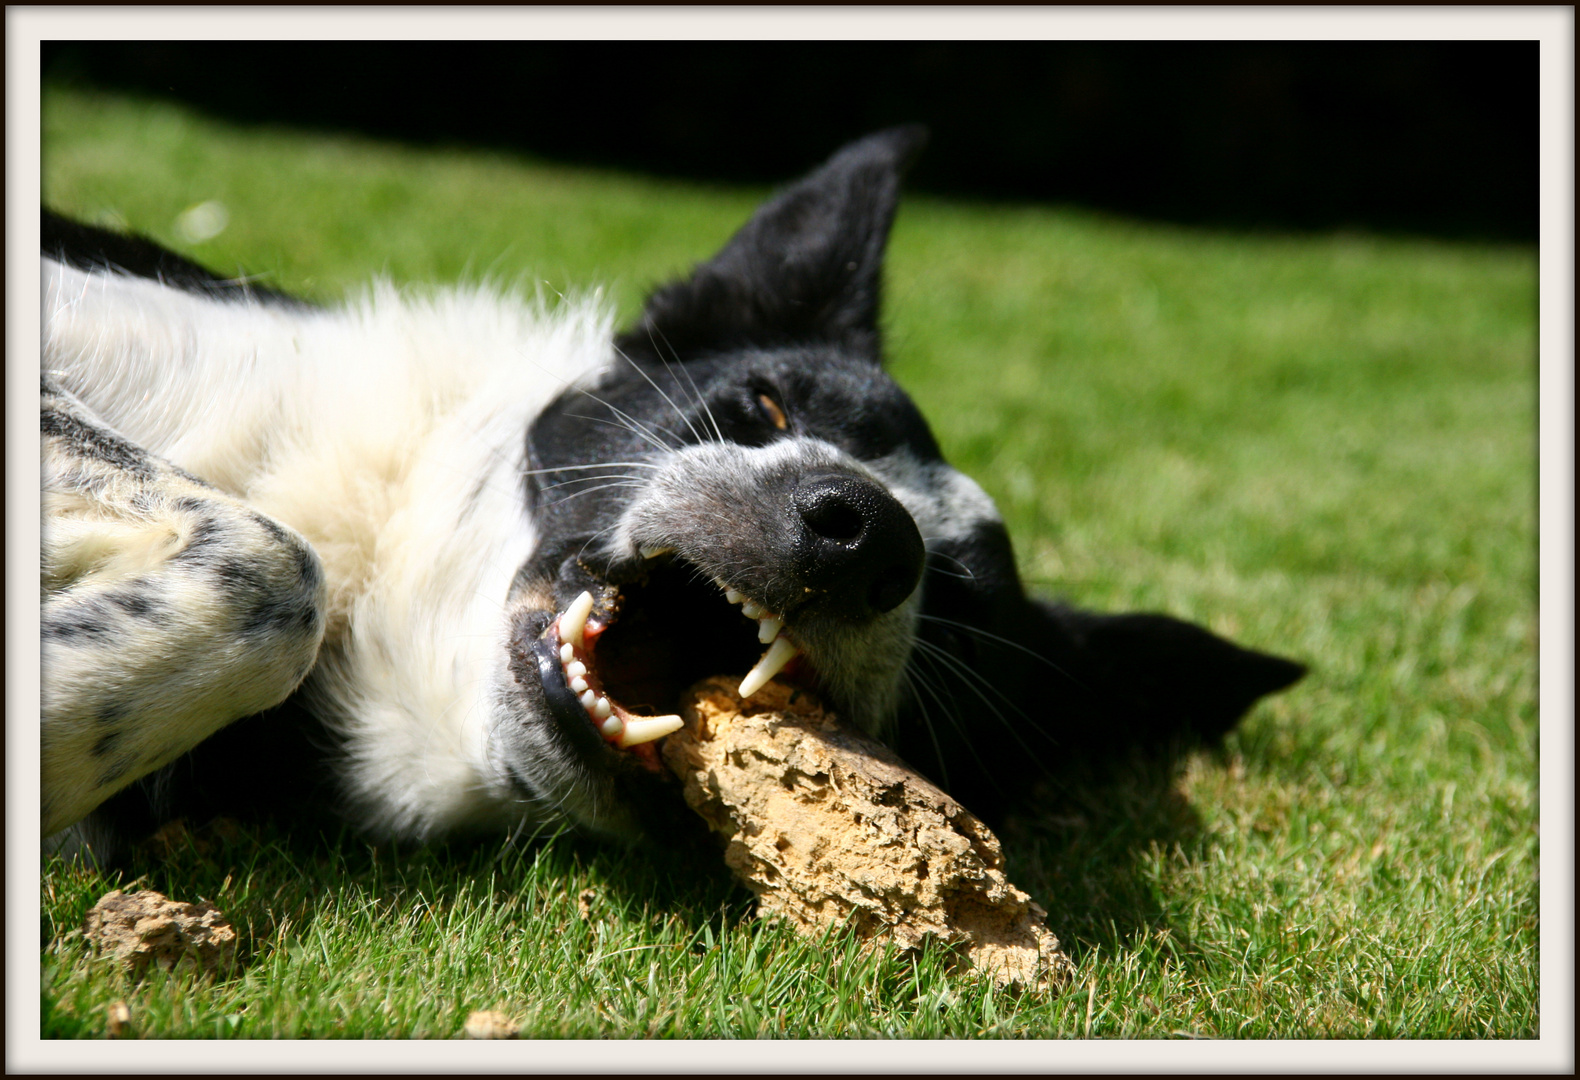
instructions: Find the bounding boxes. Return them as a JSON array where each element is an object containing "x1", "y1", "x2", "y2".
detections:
[{"x1": 43, "y1": 258, "x2": 617, "y2": 838}]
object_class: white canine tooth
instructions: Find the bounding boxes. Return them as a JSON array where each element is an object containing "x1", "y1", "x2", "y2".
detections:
[
  {"x1": 741, "y1": 600, "x2": 763, "y2": 619},
  {"x1": 639, "y1": 545, "x2": 673, "y2": 560},
  {"x1": 757, "y1": 616, "x2": 783, "y2": 644},
  {"x1": 594, "y1": 696, "x2": 612, "y2": 720},
  {"x1": 559, "y1": 642, "x2": 574, "y2": 664},
  {"x1": 739, "y1": 636, "x2": 799, "y2": 698},
  {"x1": 600, "y1": 715, "x2": 623, "y2": 738},
  {"x1": 725, "y1": 587, "x2": 745, "y2": 605},
  {"x1": 579, "y1": 689, "x2": 597, "y2": 711},
  {"x1": 570, "y1": 676, "x2": 589, "y2": 693},
  {"x1": 565, "y1": 660, "x2": 587, "y2": 679},
  {"x1": 562, "y1": 590, "x2": 594, "y2": 649},
  {"x1": 618, "y1": 714, "x2": 684, "y2": 748}
]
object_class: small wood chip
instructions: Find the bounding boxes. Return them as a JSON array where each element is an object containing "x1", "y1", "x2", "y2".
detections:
[
  {"x1": 663, "y1": 677, "x2": 1074, "y2": 992},
  {"x1": 82, "y1": 889, "x2": 238, "y2": 979},
  {"x1": 105, "y1": 1000, "x2": 132, "y2": 1038},
  {"x1": 462, "y1": 1009, "x2": 520, "y2": 1039}
]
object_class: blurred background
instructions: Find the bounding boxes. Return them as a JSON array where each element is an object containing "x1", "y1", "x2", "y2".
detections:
[{"x1": 41, "y1": 40, "x2": 1536, "y2": 242}]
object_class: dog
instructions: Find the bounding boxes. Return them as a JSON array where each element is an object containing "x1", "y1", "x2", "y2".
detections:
[{"x1": 40, "y1": 127, "x2": 1304, "y2": 864}]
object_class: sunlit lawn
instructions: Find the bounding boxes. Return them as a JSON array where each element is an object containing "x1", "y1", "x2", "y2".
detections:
[{"x1": 40, "y1": 87, "x2": 1538, "y2": 1040}]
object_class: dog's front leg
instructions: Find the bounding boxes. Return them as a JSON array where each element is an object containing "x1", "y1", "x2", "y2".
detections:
[{"x1": 40, "y1": 377, "x2": 328, "y2": 837}]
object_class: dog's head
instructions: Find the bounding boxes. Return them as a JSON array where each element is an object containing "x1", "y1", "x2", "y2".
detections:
[{"x1": 489, "y1": 128, "x2": 1304, "y2": 836}]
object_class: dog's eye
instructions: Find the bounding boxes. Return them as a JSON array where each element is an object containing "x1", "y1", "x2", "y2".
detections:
[{"x1": 755, "y1": 393, "x2": 789, "y2": 431}]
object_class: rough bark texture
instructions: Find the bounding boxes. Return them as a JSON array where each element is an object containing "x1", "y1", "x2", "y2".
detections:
[
  {"x1": 82, "y1": 889, "x2": 238, "y2": 979},
  {"x1": 663, "y1": 677, "x2": 1073, "y2": 992}
]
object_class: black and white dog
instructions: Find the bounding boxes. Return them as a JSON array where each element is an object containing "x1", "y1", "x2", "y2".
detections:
[{"x1": 41, "y1": 128, "x2": 1303, "y2": 861}]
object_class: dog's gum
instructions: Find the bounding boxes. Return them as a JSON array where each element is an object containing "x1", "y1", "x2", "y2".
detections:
[{"x1": 549, "y1": 614, "x2": 682, "y2": 761}]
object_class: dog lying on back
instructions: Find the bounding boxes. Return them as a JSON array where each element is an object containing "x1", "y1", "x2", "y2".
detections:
[{"x1": 40, "y1": 127, "x2": 1303, "y2": 862}]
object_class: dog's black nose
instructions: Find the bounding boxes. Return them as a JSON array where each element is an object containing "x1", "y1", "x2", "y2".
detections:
[{"x1": 791, "y1": 474, "x2": 925, "y2": 619}]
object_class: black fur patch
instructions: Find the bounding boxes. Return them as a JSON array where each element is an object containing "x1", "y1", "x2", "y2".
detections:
[
  {"x1": 41, "y1": 404, "x2": 155, "y2": 481},
  {"x1": 43, "y1": 610, "x2": 112, "y2": 641},
  {"x1": 250, "y1": 511, "x2": 291, "y2": 547},
  {"x1": 43, "y1": 207, "x2": 308, "y2": 308},
  {"x1": 106, "y1": 589, "x2": 164, "y2": 622},
  {"x1": 288, "y1": 537, "x2": 322, "y2": 592},
  {"x1": 173, "y1": 512, "x2": 227, "y2": 562},
  {"x1": 242, "y1": 593, "x2": 323, "y2": 638},
  {"x1": 216, "y1": 555, "x2": 268, "y2": 592}
]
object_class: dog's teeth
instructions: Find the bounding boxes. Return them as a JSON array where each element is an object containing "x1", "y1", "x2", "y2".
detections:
[
  {"x1": 741, "y1": 600, "x2": 764, "y2": 619},
  {"x1": 594, "y1": 696, "x2": 612, "y2": 720},
  {"x1": 618, "y1": 714, "x2": 684, "y2": 748},
  {"x1": 739, "y1": 637, "x2": 799, "y2": 698},
  {"x1": 559, "y1": 642, "x2": 574, "y2": 664},
  {"x1": 561, "y1": 591, "x2": 594, "y2": 649},
  {"x1": 579, "y1": 689, "x2": 598, "y2": 711},
  {"x1": 757, "y1": 616, "x2": 783, "y2": 644},
  {"x1": 565, "y1": 660, "x2": 587, "y2": 679},
  {"x1": 600, "y1": 715, "x2": 623, "y2": 738},
  {"x1": 639, "y1": 545, "x2": 673, "y2": 560},
  {"x1": 570, "y1": 675, "x2": 589, "y2": 693},
  {"x1": 725, "y1": 587, "x2": 744, "y2": 605}
]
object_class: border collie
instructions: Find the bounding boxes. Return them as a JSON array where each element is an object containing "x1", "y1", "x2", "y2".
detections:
[{"x1": 40, "y1": 127, "x2": 1303, "y2": 862}]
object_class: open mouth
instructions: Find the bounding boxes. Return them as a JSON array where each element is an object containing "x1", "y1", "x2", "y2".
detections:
[{"x1": 525, "y1": 554, "x2": 811, "y2": 769}]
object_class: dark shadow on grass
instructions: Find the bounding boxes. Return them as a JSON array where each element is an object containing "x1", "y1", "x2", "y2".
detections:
[
  {"x1": 57, "y1": 697, "x2": 748, "y2": 937},
  {"x1": 46, "y1": 696, "x2": 1237, "y2": 992},
  {"x1": 998, "y1": 742, "x2": 1219, "y2": 972},
  {"x1": 52, "y1": 748, "x2": 1232, "y2": 988},
  {"x1": 58, "y1": 796, "x2": 753, "y2": 981}
]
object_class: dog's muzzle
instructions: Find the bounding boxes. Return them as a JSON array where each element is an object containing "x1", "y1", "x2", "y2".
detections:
[{"x1": 507, "y1": 441, "x2": 931, "y2": 784}]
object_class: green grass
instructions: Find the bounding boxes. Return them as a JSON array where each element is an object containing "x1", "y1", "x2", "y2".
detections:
[{"x1": 39, "y1": 88, "x2": 1538, "y2": 1040}]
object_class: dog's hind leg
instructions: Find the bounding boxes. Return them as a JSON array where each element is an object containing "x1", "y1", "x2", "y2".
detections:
[{"x1": 40, "y1": 376, "x2": 327, "y2": 839}]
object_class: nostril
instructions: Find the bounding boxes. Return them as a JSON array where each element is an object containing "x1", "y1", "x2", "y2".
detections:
[{"x1": 802, "y1": 498, "x2": 864, "y2": 542}]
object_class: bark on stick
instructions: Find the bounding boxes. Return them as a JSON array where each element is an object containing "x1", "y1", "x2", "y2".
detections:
[{"x1": 663, "y1": 677, "x2": 1073, "y2": 992}]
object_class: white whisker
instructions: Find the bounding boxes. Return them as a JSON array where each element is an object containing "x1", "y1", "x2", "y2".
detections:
[
  {"x1": 521, "y1": 461, "x2": 662, "y2": 476},
  {"x1": 537, "y1": 473, "x2": 649, "y2": 492},
  {"x1": 546, "y1": 481, "x2": 647, "y2": 507},
  {"x1": 899, "y1": 667, "x2": 953, "y2": 791},
  {"x1": 611, "y1": 341, "x2": 708, "y2": 447},
  {"x1": 917, "y1": 612, "x2": 1087, "y2": 687},
  {"x1": 648, "y1": 324, "x2": 724, "y2": 444},
  {"x1": 908, "y1": 636, "x2": 1053, "y2": 765}
]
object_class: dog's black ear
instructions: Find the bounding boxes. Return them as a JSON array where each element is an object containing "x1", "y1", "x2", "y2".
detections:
[
  {"x1": 1027, "y1": 600, "x2": 1307, "y2": 755},
  {"x1": 618, "y1": 125, "x2": 929, "y2": 361}
]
